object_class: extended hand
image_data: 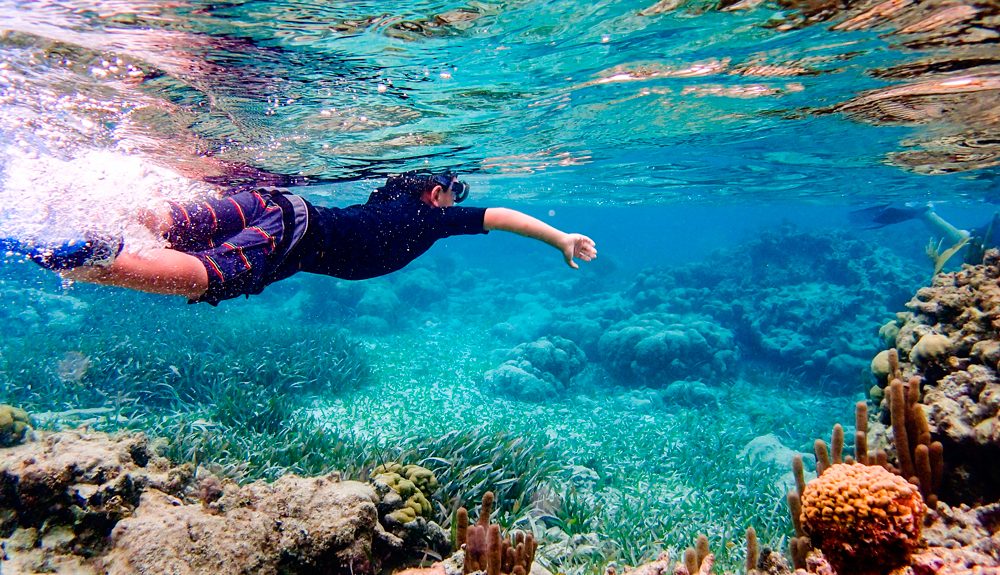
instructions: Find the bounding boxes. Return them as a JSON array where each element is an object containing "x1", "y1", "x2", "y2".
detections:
[{"x1": 560, "y1": 233, "x2": 597, "y2": 269}]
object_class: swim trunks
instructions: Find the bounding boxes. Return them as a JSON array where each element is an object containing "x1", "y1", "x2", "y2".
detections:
[{"x1": 166, "y1": 189, "x2": 305, "y2": 305}]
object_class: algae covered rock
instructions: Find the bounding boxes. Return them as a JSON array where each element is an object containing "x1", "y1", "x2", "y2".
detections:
[{"x1": 0, "y1": 405, "x2": 31, "y2": 447}]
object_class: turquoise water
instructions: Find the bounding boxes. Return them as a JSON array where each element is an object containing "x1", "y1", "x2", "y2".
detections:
[{"x1": 0, "y1": 0, "x2": 998, "y2": 571}]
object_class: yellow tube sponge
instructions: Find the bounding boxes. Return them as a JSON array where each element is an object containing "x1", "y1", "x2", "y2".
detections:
[{"x1": 801, "y1": 463, "x2": 925, "y2": 570}]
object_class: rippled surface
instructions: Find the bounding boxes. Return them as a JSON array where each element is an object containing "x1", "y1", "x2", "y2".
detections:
[{"x1": 0, "y1": 0, "x2": 997, "y2": 204}]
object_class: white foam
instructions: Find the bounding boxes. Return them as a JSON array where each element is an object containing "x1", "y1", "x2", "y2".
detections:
[{"x1": 0, "y1": 146, "x2": 217, "y2": 252}]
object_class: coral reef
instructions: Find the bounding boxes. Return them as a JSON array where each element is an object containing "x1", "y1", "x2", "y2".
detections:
[
  {"x1": 620, "y1": 225, "x2": 924, "y2": 385},
  {"x1": 788, "y1": 246, "x2": 1000, "y2": 574},
  {"x1": 3, "y1": 232, "x2": 996, "y2": 575},
  {"x1": 877, "y1": 250, "x2": 1000, "y2": 503},
  {"x1": 0, "y1": 429, "x2": 444, "y2": 574},
  {"x1": 484, "y1": 336, "x2": 587, "y2": 400}
]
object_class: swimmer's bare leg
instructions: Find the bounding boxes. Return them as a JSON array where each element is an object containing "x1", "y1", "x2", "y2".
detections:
[{"x1": 61, "y1": 248, "x2": 208, "y2": 299}]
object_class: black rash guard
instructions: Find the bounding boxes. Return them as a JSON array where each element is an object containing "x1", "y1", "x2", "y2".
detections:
[{"x1": 276, "y1": 189, "x2": 488, "y2": 282}]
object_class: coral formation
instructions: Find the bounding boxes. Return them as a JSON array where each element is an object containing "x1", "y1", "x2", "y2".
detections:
[
  {"x1": 598, "y1": 312, "x2": 736, "y2": 385},
  {"x1": 371, "y1": 462, "x2": 438, "y2": 524},
  {"x1": 0, "y1": 404, "x2": 31, "y2": 447},
  {"x1": 620, "y1": 225, "x2": 923, "y2": 385},
  {"x1": 791, "y1": 246, "x2": 1000, "y2": 574},
  {"x1": 456, "y1": 491, "x2": 538, "y2": 575},
  {"x1": 484, "y1": 336, "x2": 587, "y2": 400},
  {"x1": 370, "y1": 462, "x2": 450, "y2": 564},
  {"x1": 0, "y1": 429, "x2": 445, "y2": 574},
  {"x1": 877, "y1": 250, "x2": 1000, "y2": 503},
  {"x1": 799, "y1": 463, "x2": 925, "y2": 570},
  {"x1": 909, "y1": 332, "x2": 952, "y2": 366}
]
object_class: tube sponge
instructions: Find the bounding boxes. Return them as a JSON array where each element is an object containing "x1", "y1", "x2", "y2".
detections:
[{"x1": 800, "y1": 463, "x2": 925, "y2": 570}]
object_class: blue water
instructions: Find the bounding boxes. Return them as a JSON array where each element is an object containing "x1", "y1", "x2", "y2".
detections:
[{"x1": 0, "y1": 0, "x2": 997, "y2": 570}]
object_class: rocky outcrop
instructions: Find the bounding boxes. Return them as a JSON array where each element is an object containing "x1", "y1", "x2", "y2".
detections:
[{"x1": 0, "y1": 429, "x2": 426, "y2": 575}]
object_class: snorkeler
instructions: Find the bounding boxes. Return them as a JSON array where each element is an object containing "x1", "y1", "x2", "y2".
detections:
[
  {"x1": 2, "y1": 171, "x2": 598, "y2": 305},
  {"x1": 850, "y1": 202, "x2": 1000, "y2": 273}
]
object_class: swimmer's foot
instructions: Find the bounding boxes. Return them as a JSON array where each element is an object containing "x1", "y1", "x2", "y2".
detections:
[{"x1": 2, "y1": 233, "x2": 123, "y2": 270}]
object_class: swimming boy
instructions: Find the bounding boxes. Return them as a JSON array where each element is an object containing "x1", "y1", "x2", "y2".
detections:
[{"x1": 4, "y1": 171, "x2": 597, "y2": 305}]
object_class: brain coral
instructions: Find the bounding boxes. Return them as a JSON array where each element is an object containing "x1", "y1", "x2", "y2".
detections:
[
  {"x1": 484, "y1": 336, "x2": 587, "y2": 400},
  {"x1": 0, "y1": 405, "x2": 31, "y2": 447},
  {"x1": 598, "y1": 313, "x2": 736, "y2": 385},
  {"x1": 371, "y1": 463, "x2": 438, "y2": 524},
  {"x1": 801, "y1": 463, "x2": 925, "y2": 569}
]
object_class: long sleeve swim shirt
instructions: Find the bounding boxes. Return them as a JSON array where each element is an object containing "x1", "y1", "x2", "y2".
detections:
[{"x1": 279, "y1": 189, "x2": 488, "y2": 282}]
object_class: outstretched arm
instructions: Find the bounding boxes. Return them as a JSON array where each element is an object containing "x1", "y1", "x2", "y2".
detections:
[{"x1": 483, "y1": 207, "x2": 597, "y2": 269}]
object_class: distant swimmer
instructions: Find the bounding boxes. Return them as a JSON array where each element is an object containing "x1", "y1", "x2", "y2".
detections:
[
  {"x1": 2, "y1": 171, "x2": 597, "y2": 305},
  {"x1": 850, "y1": 202, "x2": 1000, "y2": 273},
  {"x1": 848, "y1": 203, "x2": 931, "y2": 228}
]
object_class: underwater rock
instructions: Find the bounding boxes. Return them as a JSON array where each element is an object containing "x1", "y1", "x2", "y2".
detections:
[
  {"x1": 104, "y1": 474, "x2": 379, "y2": 575},
  {"x1": 659, "y1": 379, "x2": 723, "y2": 406},
  {"x1": 499, "y1": 298, "x2": 556, "y2": 343},
  {"x1": 393, "y1": 267, "x2": 442, "y2": 307},
  {"x1": 740, "y1": 433, "x2": 803, "y2": 470},
  {"x1": 741, "y1": 433, "x2": 811, "y2": 494},
  {"x1": 913, "y1": 501, "x2": 1000, "y2": 572},
  {"x1": 823, "y1": 353, "x2": 869, "y2": 386},
  {"x1": 0, "y1": 429, "x2": 436, "y2": 574},
  {"x1": 0, "y1": 430, "x2": 190, "y2": 567},
  {"x1": 357, "y1": 283, "x2": 401, "y2": 318},
  {"x1": 355, "y1": 314, "x2": 392, "y2": 334},
  {"x1": 484, "y1": 336, "x2": 587, "y2": 400},
  {"x1": 0, "y1": 282, "x2": 89, "y2": 335}
]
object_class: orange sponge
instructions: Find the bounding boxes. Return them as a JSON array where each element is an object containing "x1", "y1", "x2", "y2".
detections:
[{"x1": 801, "y1": 463, "x2": 925, "y2": 569}]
